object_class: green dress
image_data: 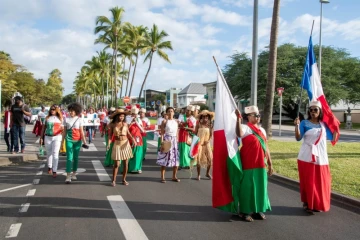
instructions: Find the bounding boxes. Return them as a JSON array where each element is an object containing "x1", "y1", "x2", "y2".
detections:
[{"x1": 104, "y1": 133, "x2": 114, "y2": 167}]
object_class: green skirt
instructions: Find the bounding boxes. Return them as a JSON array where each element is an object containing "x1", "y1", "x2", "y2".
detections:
[
  {"x1": 178, "y1": 142, "x2": 194, "y2": 168},
  {"x1": 121, "y1": 146, "x2": 144, "y2": 172},
  {"x1": 104, "y1": 134, "x2": 114, "y2": 167},
  {"x1": 142, "y1": 137, "x2": 147, "y2": 160}
]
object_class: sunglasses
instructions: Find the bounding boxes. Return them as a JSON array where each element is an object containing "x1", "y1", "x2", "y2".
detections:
[
  {"x1": 50, "y1": 108, "x2": 56, "y2": 111},
  {"x1": 249, "y1": 114, "x2": 261, "y2": 118},
  {"x1": 309, "y1": 108, "x2": 319, "y2": 112}
]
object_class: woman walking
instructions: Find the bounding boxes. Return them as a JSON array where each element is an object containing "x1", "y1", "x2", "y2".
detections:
[
  {"x1": 194, "y1": 110, "x2": 214, "y2": 180},
  {"x1": 40, "y1": 105, "x2": 63, "y2": 177},
  {"x1": 294, "y1": 101, "x2": 338, "y2": 214},
  {"x1": 62, "y1": 103, "x2": 87, "y2": 184},
  {"x1": 107, "y1": 109, "x2": 136, "y2": 186},
  {"x1": 157, "y1": 107, "x2": 180, "y2": 183},
  {"x1": 235, "y1": 106, "x2": 273, "y2": 222}
]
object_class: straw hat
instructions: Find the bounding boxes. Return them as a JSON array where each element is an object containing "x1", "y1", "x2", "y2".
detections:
[
  {"x1": 244, "y1": 105, "x2": 259, "y2": 114},
  {"x1": 197, "y1": 110, "x2": 215, "y2": 120},
  {"x1": 309, "y1": 101, "x2": 322, "y2": 109},
  {"x1": 187, "y1": 105, "x2": 195, "y2": 111},
  {"x1": 140, "y1": 108, "x2": 146, "y2": 113},
  {"x1": 109, "y1": 109, "x2": 129, "y2": 119}
]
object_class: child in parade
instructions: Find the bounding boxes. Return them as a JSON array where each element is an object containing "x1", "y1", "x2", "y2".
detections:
[
  {"x1": 62, "y1": 103, "x2": 87, "y2": 184},
  {"x1": 157, "y1": 107, "x2": 180, "y2": 183},
  {"x1": 107, "y1": 109, "x2": 136, "y2": 186},
  {"x1": 40, "y1": 105, "x2": 64, "y2": 178}
]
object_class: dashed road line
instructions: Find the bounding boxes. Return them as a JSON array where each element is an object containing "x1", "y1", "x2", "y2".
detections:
[
  {"x1": 26, "y1": 189, "x2": 36, "y2": 196},
  {"x1": 36, "y1": 171, "x2": 43, "y2": 176},
  {"x1": 19, "y1": 203, "x2": 30, "y2": 213},
  {"x1": 40, "y1": 164, "x2": 45, "y2": 168},
  {"x1": 5, "y1": 223, "x2": 22, "y2": 238},
  {"x1": 92, "y1": 160, "x2": 111, "y2": 182},
  {"x1": 107, "y1": 195, "x2": 149, "y2": 240},
  {"x1": 0, "y1": 184, "x2": 32, "y2": 194}
]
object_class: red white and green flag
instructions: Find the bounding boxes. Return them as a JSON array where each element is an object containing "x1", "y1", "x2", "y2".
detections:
[{"x1": 212, "y1": 65, "x2": 243, "y2": 213}]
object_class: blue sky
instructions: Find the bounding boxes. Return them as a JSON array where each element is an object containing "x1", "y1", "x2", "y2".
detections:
[{"x1": 0, "y1": 0, "x2": 359, "y2": 98}]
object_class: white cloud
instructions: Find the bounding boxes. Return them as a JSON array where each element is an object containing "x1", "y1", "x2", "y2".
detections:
[{"x1": 201, "y1": 5, "x2": 250, "y2": 26}]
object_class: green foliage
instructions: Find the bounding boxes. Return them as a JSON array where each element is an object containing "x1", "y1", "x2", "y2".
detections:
[
  {"x1": 198, "y1": 103, "x2": 209, "y2": 111},
  {"x1": 152, "y1": 94, "x2": 166, "y2": 105},
  {"x1": 62, "y1": 93, "x2": 77, "y2": 105},
  {"x1": 223, "y1": 44, "x2": 360, "y2": 114},
  {"x1": 46, "y1": 69, "x2": 64, "y2": 104}
]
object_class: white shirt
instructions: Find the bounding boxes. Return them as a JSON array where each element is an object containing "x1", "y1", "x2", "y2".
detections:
[
  {"x1": 141, "y1": 117, "x2": 150, "y2": 127},
  {"x1": 157, "y1": 117, "x2": 164, "y2": 127},
  {"x1": 241, "y1": 124, "x2": 267, "y2": 139},
  {"x1": 103, "y1": 116, "x2": 110, "y2": 125},
  {"x1": 125, "y1": 115, "x2": 133, "y2": 125},
  {"x1": 165, "y1": 119, "x2": 178, "y2": 137}
]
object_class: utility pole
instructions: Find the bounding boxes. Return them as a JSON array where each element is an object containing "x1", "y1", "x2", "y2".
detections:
[{"x1": 251, "y1": 0, "x2": 259, "y2": 106}]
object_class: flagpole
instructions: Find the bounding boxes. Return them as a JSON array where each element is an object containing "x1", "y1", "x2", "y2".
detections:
[
  {"x1": 297, "y1": 20, "x2": 315, "y2": 118},
  {"x1": 213, "y1": 56, "x2": 237, "y2": 109}
]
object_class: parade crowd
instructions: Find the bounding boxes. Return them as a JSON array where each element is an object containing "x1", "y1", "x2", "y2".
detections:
[{"x1": 3, "y1": 96, "x2": 338, "y2": 222}]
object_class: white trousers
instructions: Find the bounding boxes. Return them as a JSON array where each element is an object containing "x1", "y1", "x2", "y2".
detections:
[{"x1": 45, "y1": 135, "x2": 62, "y2": 172}]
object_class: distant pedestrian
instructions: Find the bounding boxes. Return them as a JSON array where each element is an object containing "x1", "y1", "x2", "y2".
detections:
[
  {"x1": 33, "y1": 106, "x2": 46, "y2": 137},
  {"x1": 294, "y1": 101, "x2": 339, "y2": 214},
  {"x1": 62, "y1": 103, "x2": 87, "y2": 184},
  {"x1": 10, "y1": 96, "x2": 31, "y2": 154},
  {"x1": 107, "y1": 109, "x2": 136, "y2": 186},
  {"x1": 40, "y1": 105, "x2": 64, "y2": 178},
  {"x1": 235, "y1": 106, "x2": 273, "y2": 222},
  {"x1": 156, "y1": 107, "x2": 180, "y2": 183},
  {"x1": 86, "y1": 107, "x2": 96, "y2": 143},
  {"x1": 4, "y1": 104, "x2": 13, "y2": 152}
]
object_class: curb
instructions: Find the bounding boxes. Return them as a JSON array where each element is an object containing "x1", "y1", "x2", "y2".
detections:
[
  {"x1": 269, "y1": 174, "x2": 360, "y2": 213},
  {"x1": 0, "y1": 154, "x2": 40, "y2": 166}
]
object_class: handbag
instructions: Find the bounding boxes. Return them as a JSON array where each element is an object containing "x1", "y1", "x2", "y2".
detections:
[{"x1": 161, "y1": 140, "x2": 171, "y2": 153}]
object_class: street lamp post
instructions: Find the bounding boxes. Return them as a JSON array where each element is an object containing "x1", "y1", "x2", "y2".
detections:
[
  {"x1": 319, "y1": 0, "x2": 330, "y2": 79},
  {"x1": 251, "y1": 0, "x2": 259, "y2": 106}
]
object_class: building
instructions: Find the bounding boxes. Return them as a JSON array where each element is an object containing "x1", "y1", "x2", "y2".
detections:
[
  {"x1": 203, "y1": 81, "x2": 216, "y2": 111},
  {"x1": 165, "y1": 88, "x2": 182, "y2": 107},
  {"x1": 144, "y1": 89, "x2": 166, "y2": 109},
  {"x1": 177, "y1": 83, "x2": 206, "y2": 108}
]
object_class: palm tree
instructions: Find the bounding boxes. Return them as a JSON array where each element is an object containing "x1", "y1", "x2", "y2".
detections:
[
  {"x1": 124, "y1": 23, "x2": 148, "y2": 97},
  {"x1": 95, "y1": 6, "x2": 125, "y2": 106},
  {"x1": 262, "y1": 0, "x2": 281, "y2": 137},
  {"x1": 138, "y1": 24, "x2": 173, "y2": 102}
]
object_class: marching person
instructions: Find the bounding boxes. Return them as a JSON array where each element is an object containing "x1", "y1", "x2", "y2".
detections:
[
  {"x1": 107, "y1": 109, "x2": 136, "y2": 186},
  {"x1": 86, "y1": 107, "x2": 96, "y2": 143},
  {"x1": 103, "y1": 107, "x2": 116, "y2": 167},
  {"x1": 193, "y1": 110, "x2": 214, "y2": 180},
  {"x1": 40, "y1": 105, "x2": 64, "y2": 178},
  {"x1": 32, "y1": 106, "x2": 46, "y2": 137},
  {"x1": 62, "y1": 103, "x2": 87, "y2": 184},
  {"x1": 139, "y1": 108, "x2": 150, "y2": 160},
  {"x1": 294, "y1": 101, "x2": 338, "y2": 214},
  {"x1": 178, "y1": 105, "x2": 197, "y2": 168},
  {"x1": 156, "y1": 107, "x2": 180, "y2": 183},
  {"x1": 4, "y1": 104, "x2": 13, "y2": 152},
  {"x1": 10, "y1": 96, "x2": 31, "y2": 154},
  {"x1": 156, "y1": 111, "x2": 168, "y2": 149},
  {"x1": 235, "y1": 106, "x2": 273, "y2": 222}
]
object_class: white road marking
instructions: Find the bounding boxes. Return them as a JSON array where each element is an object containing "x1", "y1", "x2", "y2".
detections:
[
  {"x1": 82, "y1": 143, "x2": 98, "y2": 152},
  {"x1": 35, "y1": 138, "x2": 40, "y2": 144},
  {"x1": 107, "y1": 195, "x2": 149, "y2": 240},
  {"x1": 26, "y1": 189, "x2": 36, "y2": 196},
  {"x1": 0, "y1": 184, "x2": 32, "y2": 193},
  {"x1": 33, "y1": 179, "x2": 40, "y2": 185},
  {"x1": 36, "y1": 171, "x2": 43, "y2": 176},
  {"x1": 19, "y1": 203, "x2": 30, "y2": 213},
  {"x1": 103, "y1": 142, "x2": 106, "y2": 145},
  {"x1": 92, "y1": 160, "x2": 111, "y2": 182},
  {"x1": 57, "y1": 168, "x2": 86, "y2": 176},
  {"x1": 40, "y1": 164, "x2": 45, "y2": 168},
  {"x1": 147, "y1": 140, "x2": 158, "y2": 147},
  {"x1": 5, "y1": 223, "x2": 22, "y2": 238}
]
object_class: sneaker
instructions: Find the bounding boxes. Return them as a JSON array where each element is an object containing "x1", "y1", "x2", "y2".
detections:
[
  {"x1": 65, "y1": 174, "x2": 71, "y2": 184},
  {"x1": 138, "y1": 170, "x2": 142, "y2": 174},
  {"x1": 71, "y1": 173, "x2": 77, "y2": 181}
]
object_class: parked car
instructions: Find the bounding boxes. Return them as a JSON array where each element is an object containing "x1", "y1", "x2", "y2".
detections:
[
  {"x1": 30, "y1": 107, "x2": 49, "y2": 124},
  {"x1": 146, "y1": 111, "x2": 158, "y2": 117}
]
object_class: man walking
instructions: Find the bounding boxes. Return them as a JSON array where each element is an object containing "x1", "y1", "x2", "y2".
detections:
[{"x1": 10, "y1": 96, "x2": 31, "y2": 154}]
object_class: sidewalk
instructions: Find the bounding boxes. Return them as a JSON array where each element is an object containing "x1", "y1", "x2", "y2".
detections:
[{"x1": 0, "y1": 125, "x2": 40, "y2": 166}]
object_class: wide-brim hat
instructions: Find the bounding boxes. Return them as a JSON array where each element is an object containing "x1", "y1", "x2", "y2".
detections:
[
  {"x1": 309, "y1": 100, "x2": 322, "y2": 109},
  {"x1": 187, "y1": 105, "x2": 195, "y2": 111},
  {"x1": 109, "y1": 107, "x2": 116, "y2": 111},
  {"x1": 109, "y1": 109, "x2": 130, "y2": 119},
  {"x1": 197, "y1": 110, "x2": 215, "y2": 120},
  {"x1": 244, "y1": 105, "x2": 259, "y2": 114}
]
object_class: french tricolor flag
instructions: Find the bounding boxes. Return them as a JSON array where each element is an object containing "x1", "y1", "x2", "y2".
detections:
[{"x1": 301, "y1": 36, "x2": 340, "y2": 145}]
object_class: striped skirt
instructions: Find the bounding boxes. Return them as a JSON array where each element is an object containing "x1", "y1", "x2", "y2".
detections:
[
  {"x1": 111, "y1": 139, "x2": 133, "y2": 161},
  {"x1": 156, "y1": 135, "x2": 179, "y2": 167}
]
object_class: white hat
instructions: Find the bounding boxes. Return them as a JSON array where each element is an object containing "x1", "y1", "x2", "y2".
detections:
[
  {"x1": 109, "y1": 107, "x2": 116, "y2": 111},
  {"x1": 140, "y1": 108, "x2": 146, "y2": 113},
  {"x1": 195, "y1": 105, "x2": 200, "y2": 110},
  {"x1": 187, "y1": 105, "x2": 195, "y2": 111},
  {"x1": 131, "y1": 107, "x2": 139, "y2": 114},
  {"x1": 309, "y1": 101, "x2": 322, "y2": 109},
  {"x1": 244, "y1": 105, "x2": 259, "y2": 114}
]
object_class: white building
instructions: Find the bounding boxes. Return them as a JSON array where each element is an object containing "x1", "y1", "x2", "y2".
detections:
[
  {"x1": 177, "y1": 83, "x2": 206, "y2": 108},
  {"x1": 203, "y1": 81, "x2": 216, "y2": 111},
  {"x1": 166, "y1": 88, "x2": 182, "y2": 107}
]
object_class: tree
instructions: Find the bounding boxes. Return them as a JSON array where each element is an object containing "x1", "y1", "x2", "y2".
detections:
[
  {"x1": 46, "y1": 69, "x2": 64, "y2": 104},
  {"x1": 138, "y1": 24, "x2": 173, "y2": 102},
  {"x1": 8, "y1": 71, "x2": 36, "y2": 106},
  {"x1": 262, "y1": 0, "x2": 281, "y2": 137},
  {"x1": 62, "y1": 93, "x2": 77, "y2": 105}
]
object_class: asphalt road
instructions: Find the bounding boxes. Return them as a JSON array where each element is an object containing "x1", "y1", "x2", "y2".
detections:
[{"x1": 0, "y1": 131, "x2": 359, "y2": 240}]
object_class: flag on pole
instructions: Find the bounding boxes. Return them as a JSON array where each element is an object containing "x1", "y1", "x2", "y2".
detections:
[
  {"x1": 301, "y1": 36, "x2": 340, "y2": 145},
  {"x1": 212, "y1": 67, "x2": 242, "y2": 213}
]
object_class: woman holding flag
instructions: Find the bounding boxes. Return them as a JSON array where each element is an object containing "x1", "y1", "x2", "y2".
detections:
[
  {"x1": 193, "y1": 110, "x2": 214, "y2": 180},
  {"x1": 294, "y1": 101, "x2": 338, "y2": 214},
  {"x1": 235, "y1": 106, "x2": 273, "y2": 222}
]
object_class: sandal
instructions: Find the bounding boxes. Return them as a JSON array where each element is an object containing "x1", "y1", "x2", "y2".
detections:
[
  {"x1": 305, "y1": 208, "x2": 314, "y2": 215},
  {"x1": 172, "y1": 178, "x2": 180, "y2": 182},
  {"x1": 206, "y1": 174, "x2": 213, "y2": 180},
  {"x1": 252, "y1": 212, "x2": 266, "y2": 220},
  {"x1": 197, "y1": 176, "x2": 201, "y2": 181},
  {"x1": 302, "y1": 203, "x2": 308, "y2": 210},
  {"x1": 239, "y1": 213, "x2": 254, "y2": 222},
  {"x1": 122, "y1": 181, "x2": 129, "y2": 186},
  {"x1": 111, "y1": 181, "x2": 116, "y2": 187},
  {"x1": 161, "y1": 179, "x2": 166, "y2": 183}
]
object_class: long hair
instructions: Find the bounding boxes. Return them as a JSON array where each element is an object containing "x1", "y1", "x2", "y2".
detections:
[
  {"x1": 307, "y1": 108, "x2": 323, "y2": 121},
  {"x1": 46, "y1": 105, "x2": 63, "y2": 122},
  {"x1": 112, "y1": 113, "x2": 126, "y2": 124}
]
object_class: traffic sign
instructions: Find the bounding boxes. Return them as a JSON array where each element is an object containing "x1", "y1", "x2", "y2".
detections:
[
  {"x1": 156, "y1": 100, "x2": 161, "y2": 105},
  {"x1": 123, "y1": 96, "x2": 130, "y2": 103},
  {"x1": 139, "y1": 102, "x2": 145, "y2": 107},
  {"x1": 277, "y1": 87, "x2": 284, "y2": 96}
]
